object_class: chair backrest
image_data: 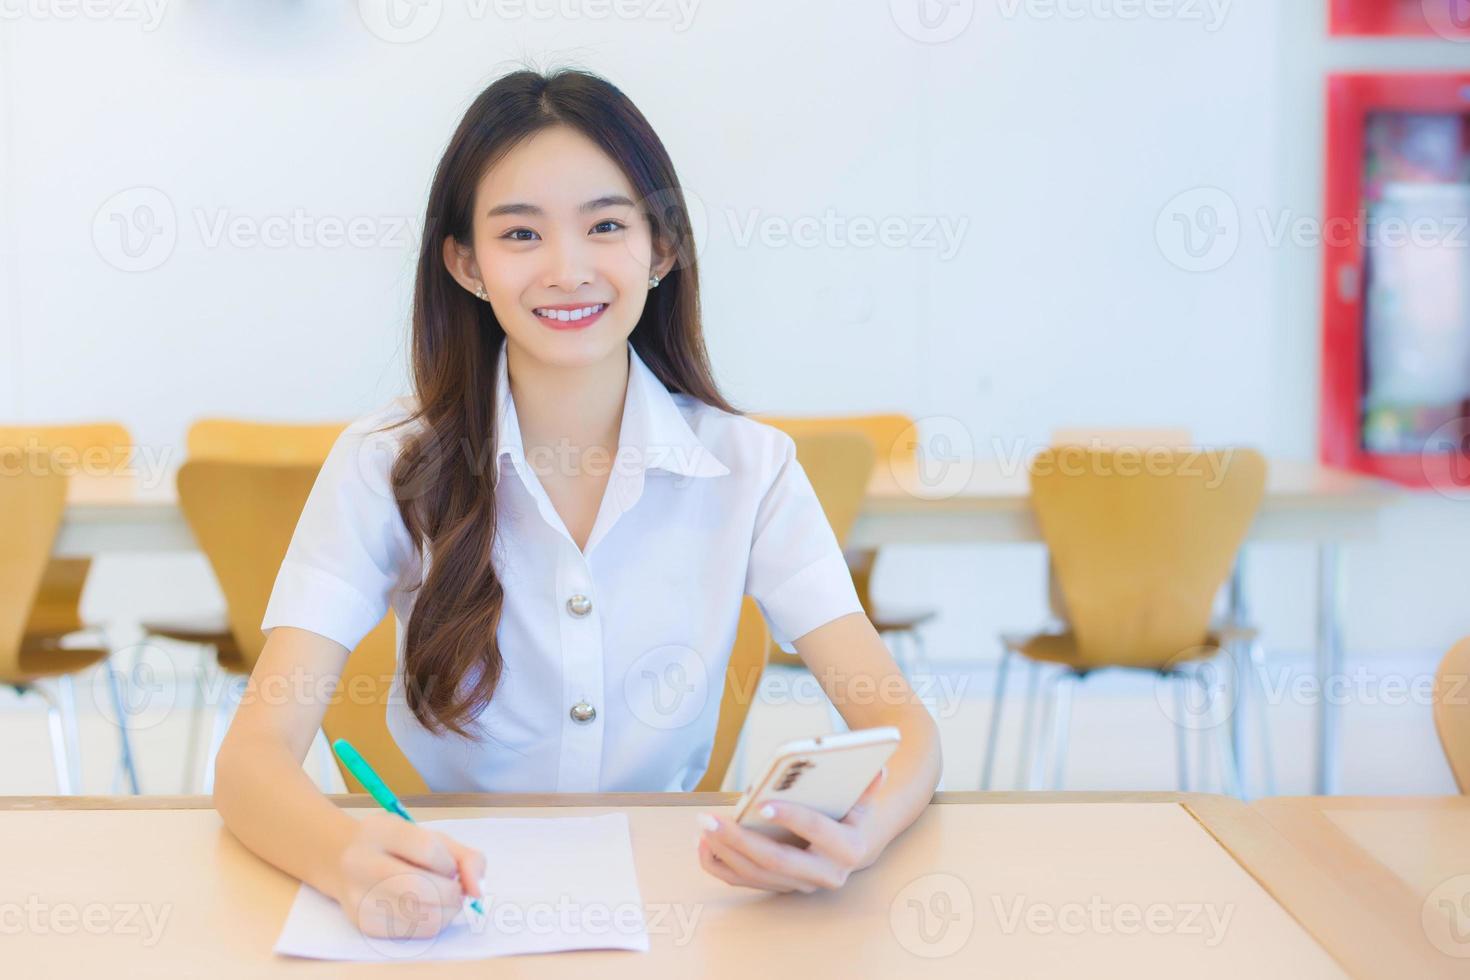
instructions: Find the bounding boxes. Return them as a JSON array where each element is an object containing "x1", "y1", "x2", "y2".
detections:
[
  {"x1": 1044, "y1": 428, "x2": 1195, "y2": 623},
  {"x1": 175, "y1": 461, "x2": 323, "y2": 671},
  {"x1": 322, "y1": 614, "x2": 429, "y2": 795},
  {"x1": 696, "y1": 596, "x2": 771, "y2": 792},
  {"x1": 0, "y1": 423, "x2": 134, "y2": 638},
  {"x1": 756, "y1": 414, "x2": 913, "y2": 607},
  {"x1": 186, "y1": 419, "x2": 347, "y2": 464},
  {"x1": 1029, "y1": 446, "x2": 1266, "y2": 670},
  {"x1": 751, "y1": 431, "x2": 876, "y2": 668},
  {"x1": 1434, "y1": 637, "x2": 1470, "y2": 793},
  {"x1": 0, "y1": 450, "x2": 69, "y2": 680}
]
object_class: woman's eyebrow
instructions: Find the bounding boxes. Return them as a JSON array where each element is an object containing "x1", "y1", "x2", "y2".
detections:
[{"x1": 486, "y1": 194, "x2": 635, "y2": 218}]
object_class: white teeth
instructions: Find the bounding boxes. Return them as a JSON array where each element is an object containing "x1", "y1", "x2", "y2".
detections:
[{"x1": 535, "y1": 303, "x2": 605, "y2": 322}]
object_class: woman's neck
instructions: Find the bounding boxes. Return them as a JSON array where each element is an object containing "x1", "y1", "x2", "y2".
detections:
[{"x1": 505, "y1": 341, "x2": 629, "y2": 468}]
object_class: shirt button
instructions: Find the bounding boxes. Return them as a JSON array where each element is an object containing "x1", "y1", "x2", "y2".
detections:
[
  {"x1": 570, "y1": 700, "x2": 597, "y2": 724},
  {"x1": 566, "y1": 593, "x2": 592, "y2": 617}
]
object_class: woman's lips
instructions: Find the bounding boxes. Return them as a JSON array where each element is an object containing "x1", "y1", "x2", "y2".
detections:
[{"x1": 532, "y1": 302, "x2": 608, "y2": 331}]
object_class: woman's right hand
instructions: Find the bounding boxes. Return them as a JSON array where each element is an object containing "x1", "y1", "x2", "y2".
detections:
[{"x1": 333, "y1": 812, "x2": 488, "y2": 940}]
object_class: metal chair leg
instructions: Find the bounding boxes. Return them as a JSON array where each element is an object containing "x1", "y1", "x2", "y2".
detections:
[
  {"x1": 202, "y1": 675, "x2": 243, "y2": 795},
  {"x1": 1248, "y1": 638, "x2": 1276, "y2": 796},
  {"x1": 1029, "y1": 669, "x2": 1062, "y2": 790},
  {"x1": 103, "y1": 657, "x2": 141, "y2": 794},
  {"x1": 29, "y1": 683, "x2": 75, "y2": 795},
  {"x1": 180, "y1": 650, "x2": 210, "y2": 793},
  {"x1": 979, "y1": 645, "x2": 1014, "y2": 790},
  {"x1": 1197, "y1": 668, "x2": 1243, "y2": 798},
  {"x1": 1171, "y1": 672, "x2": 1190, "y2": 792},
  {"x1": 56, "y1": 674, "x2": 83, "y2": 793},
  {"x1": 1049, "y1": 672, "x2": 1077, "y2": 790},
  {"x1": 1015, "y1": 659, "x2": 1041, "y2": 790}
]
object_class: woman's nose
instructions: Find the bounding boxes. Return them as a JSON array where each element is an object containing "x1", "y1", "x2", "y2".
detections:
[{"x1": 544, "y1": 235, "x2": 594, "y2": 291}]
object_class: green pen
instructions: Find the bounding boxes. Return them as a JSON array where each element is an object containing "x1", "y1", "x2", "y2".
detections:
[{"x1": 331, "y1": 738, "x2": 485, "y2": 916}]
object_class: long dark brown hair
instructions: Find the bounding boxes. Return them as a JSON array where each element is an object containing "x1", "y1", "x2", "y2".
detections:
[{"x1": 378, "y1": 67, "x2": 738, "y2": 738}]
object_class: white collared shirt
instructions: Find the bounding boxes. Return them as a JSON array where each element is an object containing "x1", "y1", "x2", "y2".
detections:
[{"x1": 261, "y1": 338, "x2": 863, "y2": 792}]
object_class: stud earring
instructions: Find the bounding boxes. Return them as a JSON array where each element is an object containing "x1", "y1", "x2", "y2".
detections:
[
  {"x1": 648, "y1": 274, "x2": 661, "y2": 289},
  {"x1": 474, "y1": 283, "x2": 488, "y2": 301}
]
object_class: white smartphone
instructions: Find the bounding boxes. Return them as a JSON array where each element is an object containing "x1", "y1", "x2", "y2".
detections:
[{"x1": 733, "y1": 726, "x2": 901, "y2": 846}]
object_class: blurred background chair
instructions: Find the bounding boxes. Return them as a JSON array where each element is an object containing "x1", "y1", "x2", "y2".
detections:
[
  {"x1": 171, "y1": 459, "x2": 327, "y2": 792},
  {"x1": 1, "y1": 447, "x2": 136, "y2": 794},
  {"x1": 981, "y1": 446, "x2": 1267, "y2": 798},
  {"x1": 141, "y1": 419, "x2": 344, "y2": 791},
  {"x1": 737, "y1": 431, "x2": 875, "y2": 741},
  {"x1": 1433, "y1": 636, "x2": 1470, "y2": 793},
  {"x1": 1, "y1": 424, "x2": 139, "y2": 793},
  {"x1": 697, "y1": 596, "x2": 771, "y2": 792},
  {"x1": 756, "y1": 415, "x2": 934, "y2": 676}
]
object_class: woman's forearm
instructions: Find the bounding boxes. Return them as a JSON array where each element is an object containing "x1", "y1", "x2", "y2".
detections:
[
  {"x1": 857, "y1": 705, "x2": 943, "y2": 867},
  {"x1": 213, "y1": 730, "x2": 358, "y2": 899}
]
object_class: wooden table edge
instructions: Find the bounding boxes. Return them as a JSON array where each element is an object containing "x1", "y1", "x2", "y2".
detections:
[
  {"x1": 0, "y1": 789, "x2": 1217, "y2": 811},
  {"x1": 1187, "y1": 796, "x2": 1458, "y2": 980}
]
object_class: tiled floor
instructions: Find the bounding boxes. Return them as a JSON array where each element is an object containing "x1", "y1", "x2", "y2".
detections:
[{"x1": 1, "y1": 635, "x2": 1455, "y2": 798}]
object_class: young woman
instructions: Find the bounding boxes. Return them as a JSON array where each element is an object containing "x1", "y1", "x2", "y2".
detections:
[{"x1": 213, "y1": 67, "x2": 941, "y2": 940}]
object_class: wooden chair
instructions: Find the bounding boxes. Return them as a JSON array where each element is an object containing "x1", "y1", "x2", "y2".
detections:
[
  {"x1": 0, "y1": 448, "x2": 134, "y2": 793},
  {"x1": 981, "y1": 446, "x2": 1267, "y2": 797},
  {"x1": 144, "y1": 419, "x2": 346, "y2": 790},
  {"x1": 753, "y1": 417, "x2": 916, "y2": 670},
  {"x1": 1434, "y1": 637, "x2": 1470, "y2": 793},
  {"x1": 172, "y1": 460, "x2": 325, "y2": 791},
  {"x1": 321, "y1": 614, "x2": 427, "y2": 795},
  {"x1": 695, "y1": 597, "x2": 771, "y2": 792},
  {"x1": 1, "y1": 424, "x2": 138, "y2": 791}
]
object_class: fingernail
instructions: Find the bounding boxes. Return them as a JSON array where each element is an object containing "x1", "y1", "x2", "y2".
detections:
[
  {"x1": 759, "y1": 803, "x2": 776, "y2": 819},
  {"x1": 697, "y1": 813, "x2": 719, "y2": 832}
]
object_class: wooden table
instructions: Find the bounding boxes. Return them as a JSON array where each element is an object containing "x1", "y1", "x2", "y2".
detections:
[
  {"x1": 1249, "y1": 795, "x2": 1470, "y2": 979},
  {"x1": 0, "y1": 791, "x2": 1368, "y2": 978},
  {"x1": 54, "y1": 459, "x2": 1397, "y2": 794}
]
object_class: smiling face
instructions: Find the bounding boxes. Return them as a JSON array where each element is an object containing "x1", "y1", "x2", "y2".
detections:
[{"x1": 443, "y1": 124, "x2": 674, "y2": 370}]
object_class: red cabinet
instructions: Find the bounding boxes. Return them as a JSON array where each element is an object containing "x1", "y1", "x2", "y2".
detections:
[
  {"x1": 1330, "y1": 0, "x2": 1470, "y2": 38},
  {"x1": 1322, "y1": 73, "x2": 1470, "y2": 487}
]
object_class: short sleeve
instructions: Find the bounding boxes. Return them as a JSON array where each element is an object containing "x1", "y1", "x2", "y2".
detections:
[
  {"x1": 743, "y1": 432, "x2": 865, "y2": 653},
  {"x1": 259, "y1": 408, "x2": 416, "y2": 652}
]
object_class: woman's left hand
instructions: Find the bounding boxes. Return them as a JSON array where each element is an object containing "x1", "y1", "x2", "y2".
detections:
[{"x1": 695, "y1": 768, "x2": 888, "y2": 893}]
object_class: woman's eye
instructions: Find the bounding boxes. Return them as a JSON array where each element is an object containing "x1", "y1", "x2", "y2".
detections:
[
  {"x1": 502, "y1": 228, "x2": 538, "y2": 242},
  {"x1": 592, "y1": 220, "x2": 626, "y2": 234}
]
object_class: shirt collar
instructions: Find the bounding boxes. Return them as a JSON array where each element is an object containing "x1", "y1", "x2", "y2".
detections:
[{"x1": 491, "y1": 336, "x2": 730, "y2": 490}]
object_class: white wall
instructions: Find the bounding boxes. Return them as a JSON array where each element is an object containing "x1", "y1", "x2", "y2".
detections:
[{"x1": 2, "y1": 0, "x2": 1467, "y2": 662}]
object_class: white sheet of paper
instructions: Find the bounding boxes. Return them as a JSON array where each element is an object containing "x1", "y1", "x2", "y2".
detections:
[{"x1": 273, "y1": 812, "x2": 648, "y2": 962}]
